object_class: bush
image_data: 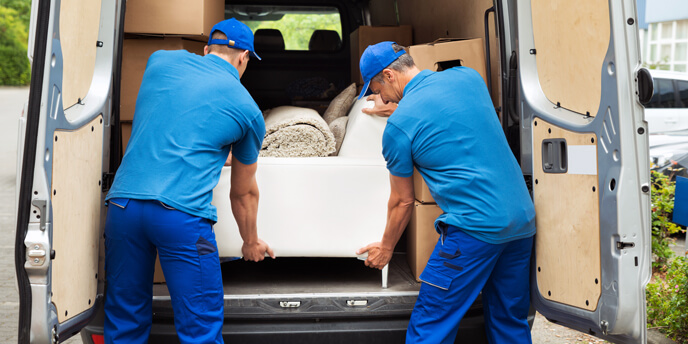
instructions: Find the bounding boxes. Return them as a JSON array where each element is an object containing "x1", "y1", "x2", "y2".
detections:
[
  {"x1": 0, "y1": 3, "x2": 30, "y2": 85},
  {"x1": 646, "y1": 256, "x2": 688, "y2": 343},
  {"x1": 650, "y1": 170, "x2": 684, "y2": 270},
  {"x1": 647, "y1": 169, "x2": 688, "y2": 342}
]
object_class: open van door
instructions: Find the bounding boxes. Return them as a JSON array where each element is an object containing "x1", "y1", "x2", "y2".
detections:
[
  {"x1": 497, "y1": 0, "x2": 651, "y2": 343},
  {"x1": 15, "y1": 0, "x2": 121, "y2": 342}
]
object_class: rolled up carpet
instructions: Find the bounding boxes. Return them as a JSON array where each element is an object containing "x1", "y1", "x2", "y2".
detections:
[{"x1": 260, "y1": 106, "x2": 336, "y2": 157}]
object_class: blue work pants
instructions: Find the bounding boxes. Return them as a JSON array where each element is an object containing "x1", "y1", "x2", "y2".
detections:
[
  {"x1": 407, "y1": 225, "x2": 533, "y2": 344},
  {"x1": 103, "y1": 198, "x2": 224, "y2": 344}
]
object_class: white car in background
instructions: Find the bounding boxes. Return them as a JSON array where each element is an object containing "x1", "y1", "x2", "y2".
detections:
[
  {"x1": 646, "y1": 70, "x2": 688, "y2": 179},
  {"x1": 646, "y1": 70, "x2": 688, "y2": 134}
]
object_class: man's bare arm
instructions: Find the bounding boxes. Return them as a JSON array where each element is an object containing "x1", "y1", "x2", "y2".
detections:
[
  {"x1": 229, "y1": 156, "x2": 274, "y2": 261},
  {"x1": 356, "y1": 174, "x2": 415, "y2": 269},
  {"x1": 362, "y1": 94, "x2": 398, "y2": 117}
]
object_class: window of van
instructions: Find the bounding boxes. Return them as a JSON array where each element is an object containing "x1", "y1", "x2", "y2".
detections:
[
  {"x1": 646, "y1": 78, "x2": 678, "y2": 108},
  {"x1": 678, "y1": 80, "x2": 688, "y2": 107},
  {"x1": 227, "y1": 5, "x2": 342, "y2": 52}
]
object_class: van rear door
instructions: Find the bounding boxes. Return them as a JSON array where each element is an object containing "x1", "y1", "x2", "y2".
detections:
[
  {"x1": 15, "y1": 0, "x2": 120, "y2": 342},
  {"x1": 498, "y1": 0, "x2": 651, "y2": 342}
]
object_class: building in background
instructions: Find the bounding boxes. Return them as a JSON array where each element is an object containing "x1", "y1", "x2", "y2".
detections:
[{"x1": 637, "y1": 0, "x2": 688, "y2": 71}]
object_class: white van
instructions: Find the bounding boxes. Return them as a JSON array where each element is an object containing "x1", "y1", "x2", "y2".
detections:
[
  {"x1": 15, "y1": 0, "x2": 653, "y2": 343},
  {"x1": 645, "y1": 70, "x2": 688, "y2": 133}
]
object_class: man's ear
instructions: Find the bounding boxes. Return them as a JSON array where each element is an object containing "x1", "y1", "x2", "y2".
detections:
[
  {"x1": 203, "y1": 45, "x2": 209, "y2": 56},
  {"x1": 383, "y1": 69, "x2": 394, "y2": 82},
  {"x1": 240, "y1": 50, "x2": 251, "y2": 65}
]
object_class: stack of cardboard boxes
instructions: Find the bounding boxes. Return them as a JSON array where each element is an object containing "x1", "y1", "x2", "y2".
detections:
[
  {"x1": 402, "y1": 39, "x2": 489, "y2": 282},
  {"x1": 120, "y1": 0, "x2": 224, "y2": 152},
  {"x1": 120, "y1": 0, "x2": 224, "y2": 282},
  {"x1": 406, "y1": 171, "x2": 442, "y2": 282}
]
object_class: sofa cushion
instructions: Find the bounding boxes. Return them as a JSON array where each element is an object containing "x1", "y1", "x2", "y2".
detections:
[
  {"x1": 329, "y1": 116, "x2": 349, "y2": 156},
  {"x1": 322, "y1": 83, "x2": 357, "y2": 124},
  {"x1": 337, "y1": 98, "x2": 388, "y2": 160}
]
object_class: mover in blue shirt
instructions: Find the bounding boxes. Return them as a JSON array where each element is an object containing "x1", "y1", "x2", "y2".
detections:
[
  {"x1": 356, "y1": 41, "x2": 536, "y2": 344},
  {"x1": 104, "y1": 19, "x2": 274, "y2": 344}
]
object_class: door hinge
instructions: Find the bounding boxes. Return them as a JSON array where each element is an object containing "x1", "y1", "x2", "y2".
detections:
[
  {"x1": 102, "y1": 172, "x2": 115, "y2": 192},
  {"x1": 31, "y1": 199, "x2": 47, "y2": 231}
]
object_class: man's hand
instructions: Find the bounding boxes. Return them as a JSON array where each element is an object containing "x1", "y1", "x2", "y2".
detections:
[
  {"x1": 361, "y1": 94, "x2": 397, "y2": 117},
  {"x1": 241, "y1": 238, "x2": 275, "y2": 262},
  {"x1": 356, "y1": 242, "x2": 393, "y2": 270}
]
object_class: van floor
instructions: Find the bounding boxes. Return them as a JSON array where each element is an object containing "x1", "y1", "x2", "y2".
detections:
[{"x1": 152, "y1": 253, "x2": 421, "y2": 297}]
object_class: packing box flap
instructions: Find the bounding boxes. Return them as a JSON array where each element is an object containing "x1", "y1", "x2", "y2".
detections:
[{"x1": 409, "y1": 38, "x2": 487, "y2": 85}]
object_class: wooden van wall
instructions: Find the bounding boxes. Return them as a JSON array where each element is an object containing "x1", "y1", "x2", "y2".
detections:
[
  {"x1": 51, "y1": 116, "x2": 103, "y2": 322},
  {"x1": 532, "y1": 118, "x2": 601, "y2": 311},
  {"x1": 59, "y1": 0, "x2": 102, "y2": 110},
  {"x1": 370, "y1": 0, "x2": 501, "y2": 110},
  {"x1": 531, "y1": 0, "x2": 610, "y2": 117}
]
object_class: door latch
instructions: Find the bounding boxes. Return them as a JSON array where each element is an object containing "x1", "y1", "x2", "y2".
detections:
[
  {"x1": 27, "y1": 243, "x2": 46, "y2": 266},
  {"x1": 279, "y1": 301, "x2": 301, "y2": 308},
  {"x1": 542, "y1": 139, "x2": 568, "y2": 174},
  {"x1": 616, "y1": 241, "x2": 635, "y2": 250}
]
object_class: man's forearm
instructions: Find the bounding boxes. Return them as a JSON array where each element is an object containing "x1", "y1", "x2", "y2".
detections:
[
  {"x1": 230, "y1": 182, "x2": 259, "y2": 244},
  {"x1": 380, "y1": 196, "x2": 415, "y2": 250}
]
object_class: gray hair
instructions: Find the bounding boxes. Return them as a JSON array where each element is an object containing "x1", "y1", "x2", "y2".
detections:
[{"x1": 371, "y1": 43, "x2": 415, "y2": 84}]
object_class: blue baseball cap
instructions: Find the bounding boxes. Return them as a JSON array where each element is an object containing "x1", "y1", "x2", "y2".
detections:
[
  {"x1": 358, "y1": 41, "x2": 407, "y2": 99},
  {"x1": 208, "y1": 18, "x2": 261, "y2": 60}
]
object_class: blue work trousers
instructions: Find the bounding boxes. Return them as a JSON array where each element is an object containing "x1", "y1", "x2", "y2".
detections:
[
  {"x1": 103, "y1": 198, "x2": 224, "y2": 344},
  {"x1": 407, "y1": 225, "x2": 533, "y2": 344}
]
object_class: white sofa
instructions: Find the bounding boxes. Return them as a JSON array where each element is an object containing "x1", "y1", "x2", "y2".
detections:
[{"x1": 211, "y1": 100, "x2": 393, "y2": 286}]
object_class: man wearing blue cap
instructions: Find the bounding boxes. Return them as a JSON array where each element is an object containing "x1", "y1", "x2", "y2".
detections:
[
  {"x1": 103, "y1": 18, "x2": 273, "y2": 343},
  {"x1": 356, "y1": 41, "x2": 536, "y2": 343}
]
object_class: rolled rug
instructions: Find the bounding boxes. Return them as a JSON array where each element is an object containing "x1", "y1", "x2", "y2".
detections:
[{"x1": 260, "y1": 106, "x2": 336, "y2": 157}]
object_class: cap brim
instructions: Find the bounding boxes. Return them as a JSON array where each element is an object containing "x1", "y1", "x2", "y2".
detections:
[
  {"x1": 250, "y1": 51, "x2": 261, "y2": 60},
  {"x1": 358, "y1": 80, "x2": 371, "y2": 100}
]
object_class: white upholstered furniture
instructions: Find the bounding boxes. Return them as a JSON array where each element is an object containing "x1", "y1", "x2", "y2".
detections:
[{"x1": 211, "y1": 99, "x2": 394, "y2": 286}]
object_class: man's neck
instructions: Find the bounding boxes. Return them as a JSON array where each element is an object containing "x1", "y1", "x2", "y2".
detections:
[{"x1": 397, "y1": 66, "x2": 422, "y2": 94}]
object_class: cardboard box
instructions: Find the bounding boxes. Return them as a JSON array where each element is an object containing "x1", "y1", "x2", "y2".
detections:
[
  {"x1": 413, "y1": 168, "x2": 434, "y2": 203},
  {"x1": 153, "y1": 254, "x2": 165, "y2": 283},
  {"x1": 121, "y1": 37, "x2": 206, "y2": 121},
  {"x1": 407, "y1": 201, "x2": 443, "y2": 282},
  {"x1": 124, "y1": 0, "x2": 224, "y2": 39},
  {"x1": 350, "y1": 26, "x2": 413, "y2": 85},
  {"x1": 409, "y1": 38, "x2": 487, "y2": 86},
  {"x1": 121, "y1": 121, "x2": 132, "y2": 155}
]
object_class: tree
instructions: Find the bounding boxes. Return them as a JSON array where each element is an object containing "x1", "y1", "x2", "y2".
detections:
[{"x1": 0, "y1": 5, "x2": 30, "y2": 85}]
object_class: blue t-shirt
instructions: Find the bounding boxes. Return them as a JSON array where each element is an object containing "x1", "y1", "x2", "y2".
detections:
[
  {"x1": 106, "y1": 51, "x2": 265, "y2": 222},
  {"x1": 383, "y1": 67, "x2": 535, "y2": 244}
]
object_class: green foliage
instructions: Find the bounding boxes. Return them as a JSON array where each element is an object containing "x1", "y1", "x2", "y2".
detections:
[
  {"x1": 245, "y1": 13, "x2": 342, "y2": 51},
  {"x1": 642, "y1": 56, "x2": 670, "y2": 71},
  {"x1": 0, "y1": 4, "x2": 30, "y2": 85},
  {"x1": 646, "y1": 256, "x2": 688, "y2": 343},
  {"x1": 650, "y1": 170, "x2": 685, "y2": 270},
  {"x1": 0, "y1": 0, "x2": 30, "y2": 31}
]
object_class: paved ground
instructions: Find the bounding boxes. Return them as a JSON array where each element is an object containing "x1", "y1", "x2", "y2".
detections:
[{"x1": 1, "y1": 86, "x2": 683, "y2": 344}]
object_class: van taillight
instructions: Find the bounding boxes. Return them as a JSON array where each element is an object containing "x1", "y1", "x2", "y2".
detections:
[{"x1": 91, "y1": 334, "x2": 105, "y2": 344}]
